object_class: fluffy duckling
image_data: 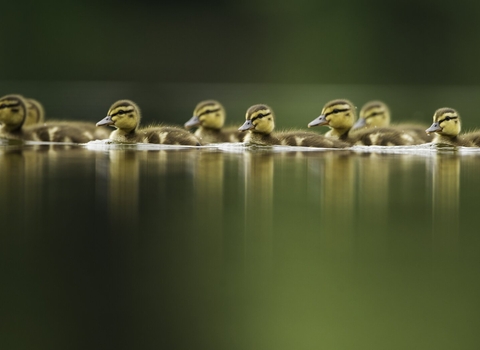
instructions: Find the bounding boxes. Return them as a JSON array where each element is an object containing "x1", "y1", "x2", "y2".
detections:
[
  {"x1": 352, "y1": 100, "x2": 431, "y2": 142},
  {"x1": 97, "y1": 99, "x2": 201, "y2": 145},
  {"x1": 24, "y1": 98, "x2": 45, "y2": 126},
  {"x1": 426, "y1": 108, "x2": 480, "y2": 147},
  {"x1": 238, "y1": 104, "x2": 349, "y2": 148},
  {"x1": 184, "y1": 100, "x2": 244, "y2": 143},
  {"x1": 307, "y1": 99, "x2": 425, "y2": 146},
  {"x1": 0, "y1": 94, "x2": 97, "y2": 143},
  {"x1": 25, "y1": 97, "x2": 110, "y2": 139}
]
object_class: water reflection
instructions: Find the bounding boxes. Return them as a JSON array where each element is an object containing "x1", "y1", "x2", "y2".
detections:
[
  {"x1": 243, "y1": 151, "x2": 274, "y2": 269},
  {"x1": 2, "y1": 144, "x2": 480, "y2": 349},
  {"x1": 96, "y1": 150, "x2": 140, "y2": 233},
  {"x1": 428, "y1": 154, "x2": 460, "y2": 254}
]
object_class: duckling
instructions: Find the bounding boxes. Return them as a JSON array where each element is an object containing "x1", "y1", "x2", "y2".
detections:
[
  {"x1": 0, "y1": 94, "x2": 96, "y2": 143},
  {"x1": 307, "y1": 99, "x2": 425, "y2": 146},
  {"x1": 426, "y1": 108, "x2": 480, "y2": 147},
  {"x1": 238, "y1": 104, "x2": 349, "y2": 148},
  {"x1": 352, "y1": 100, "x2": 431, "y2": 142},
  {"x1": 184, "y1": 100, "x2": 244, "y2": 143},
  {"x1": 24, "y1": 97, "x2": 110, "y2": 140},
  {"x1": 96, "y1": 99, "x2": 201, "y2": 145},
  {"x1": 24, "y1": 98, "x2": 45, "y2": 126}
]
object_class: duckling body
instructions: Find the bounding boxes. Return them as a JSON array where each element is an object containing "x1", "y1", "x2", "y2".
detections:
[
  {"x1": 0, "y1": 94, "x2": 94, "y2": 143},
  {"x1": 184, "y1": 100, "x2": 244, "y2": 143},
  {"x1": 97, "y1": 100, "x2": 200, "y2": 145},
  {"x1": 239, "y1": 104, "x2": 349, "y2": 148},
  {"x1": 426, "y1": 107, "x2": 480, "y2": 147},
  {"x1": 352, "y1": 100, "x2": 431, "y2": 142},
  {"x1": 308, "y1": 99, "x2": 426, "y2": 146}
]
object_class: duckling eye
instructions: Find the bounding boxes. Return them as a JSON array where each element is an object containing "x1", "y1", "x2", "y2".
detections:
[
  {"x1": 445, "y1": 116, "x2": 451, "y2": 121},
  {"x1": 333, "y1": 109, "x2": 339, "y2": 113},
  {"x1": 117, "y1": 110, "x2": 125, "y2": 115}
]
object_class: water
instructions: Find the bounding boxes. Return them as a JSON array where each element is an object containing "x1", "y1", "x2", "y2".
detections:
[{"x1": 2, "y1": 140, "x2": 480, "y2": 349}]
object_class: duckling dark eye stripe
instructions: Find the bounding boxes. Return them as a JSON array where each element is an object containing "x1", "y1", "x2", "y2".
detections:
[
  {"x1": 111, "y1": 109, "x2": 134, "y2": 117},
  {"x1": 251, "y1": 112, "x2": 271, "y2": 122},
  {"x1": 198, "y1": 108, "x2": 221, "y2": 117},
  {"x1": 325, "y1": 108, "x2": 350, "y2": 117},
  {"x1": 0, "y1": 102, "x2": 21, "y2": 109},
  {"x1": 439, "y1": 116, "x2": 458, "y2": 123}
]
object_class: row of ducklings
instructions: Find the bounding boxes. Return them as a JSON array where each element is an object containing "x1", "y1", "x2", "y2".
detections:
[
  {"x1": 1, "y1": 94, "x2": 478, "y2": 147},
  {"x1": 188, "y1": 99, "x2": 480, "y2": 147}
]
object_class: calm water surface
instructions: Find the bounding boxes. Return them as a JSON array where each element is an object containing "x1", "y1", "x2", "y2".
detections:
[{"x1": 1, "y1": 142, "x2": 480, "y2": 350}]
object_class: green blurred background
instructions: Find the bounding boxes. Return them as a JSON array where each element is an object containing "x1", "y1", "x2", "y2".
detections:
[{"x1": 2, "y1": 1, "x2": 480, "y2": 127}]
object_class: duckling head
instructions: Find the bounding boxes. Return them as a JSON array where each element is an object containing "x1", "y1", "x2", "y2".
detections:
[
  {"x1": 24, "y1": 98, "x2": 45, "y2": 126},
  {"x1": 185, "y1": 100, "x2": 225, "y2": 130},
  {"x1": 96, "y1": 100, "x2": 141, "y2": 133},
  {"x1": 238, "y1": 104, "x2": 275, "y2": 134},
  {"x1": 308, "y1": 99, "x2": 356, "y2": 135},
  {"x1": 352, "y1": 101, "x2": 390, "y2": 131},
  {"x1": 426, "y1": 108, "x2": 461, "y2": 137},
  {"x1": 0, "y1": 94, "x2": 28, "y2": 132}
]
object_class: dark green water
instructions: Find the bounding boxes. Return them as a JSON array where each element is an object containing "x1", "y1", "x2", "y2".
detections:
[{"x1": 1, "y1": 142, "x2": 480, "y2": 350}]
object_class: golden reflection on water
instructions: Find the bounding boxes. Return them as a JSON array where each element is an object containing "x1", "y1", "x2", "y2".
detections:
[
  {"x1": 100, "y1": 150, "x2": 141, "y2": 232},
  {"x1": 429, "y1": 154, "x2": 460, "y2": 254},
  {"x1": 243, "y1": 151, "x2": 274, "y2": 270},
  {"x1": 2, "y1": 144, "x2": 480, "y2": 349}
]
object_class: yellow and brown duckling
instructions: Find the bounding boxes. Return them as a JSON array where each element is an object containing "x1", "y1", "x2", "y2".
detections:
[
  {"x1": 352, "y1": 100, "x2": 431, "y2": 142},
  {"x1": 0, "y1": 94, "x2": 96, "y2": 143},
  {"x1": 96, "y1": 99, "x2": 201, "y2": 145},
  {"x1": 426, "y1": 107, "x2": 480, "y2": 147},
  {"x1": 24, "y1": 97, "x2": 110, "y2": 139},
  {"x1": 184, "y1": 100, "x2": 244, "y2": 143},
  {"x1": 24, "y1": 98, "x2": 45, "y2": 126},
  {"x1": 238, "y1": 104, "x2": 349, "y2": 148},
  {"x1": 308, "y1": 99, "x2": 426, "y2": 146}
]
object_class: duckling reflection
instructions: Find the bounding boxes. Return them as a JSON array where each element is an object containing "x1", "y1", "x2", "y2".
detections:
[
  {"x1": 243, "y1": 152, "x2": 274, "y2": 269},
  {"x1": 101, "y1": 150, "x2": 140, "y2": 231},
  {"x1": 355, "y1": 154, "x2": 391, "y2": 255},
  {"x1": 317, "y1": 153, "x2": 356, "y2": 255},
  {"x1": 428, "y1": 155, "x2": 460, "y2": 253},
  {"x1": 190, "y1": 152, "x2": 226, "y2": 270},
  {"x1": 0, "y1": 147, "x2": 46, "y2": 233}
]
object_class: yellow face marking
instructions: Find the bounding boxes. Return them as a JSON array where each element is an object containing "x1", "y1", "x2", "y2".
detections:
[
  {"x1": 193, "y1": 102, "x2": 224, "y2": 129},
  {"x1": 243, "y1": 105, "x2": 275, "y2": 134},
  {"x1": 431, "y1": 108, "x2": 461, "y2": 136}
]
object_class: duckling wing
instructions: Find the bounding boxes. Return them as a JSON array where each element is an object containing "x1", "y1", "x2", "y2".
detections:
[
  {"x1": 24, "y1": 124, "x2": 94, "y2": 143},
  {"x1": 278, "y1": 131, "x2": 349, "y2": 148},
  {"x1": 141, "y1": 126, "x2": 201, "y2": 145},
  {"x1": 352, "y1": 127, "x2": 425, "y2": 146}
]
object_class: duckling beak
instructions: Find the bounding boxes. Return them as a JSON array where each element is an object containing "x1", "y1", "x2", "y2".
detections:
[
  {"x1": 352, "y1": 117, "x2": 367, "y2": 130},
  {"x1": 184, "y1": 115, "x2": 200, "y2": 129},
  {"x1": 238, "y1": 119, "x2": 254, "y2": 131},
  {"x1": 96, "y1": 115, "x2": 114, "y2": 127},
  {"x1": 426, "y1": 122, "x2": 442, "y2": 134},
  {"x1": 308, "y1": 114, "x2": 328, "y2": 128}
]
